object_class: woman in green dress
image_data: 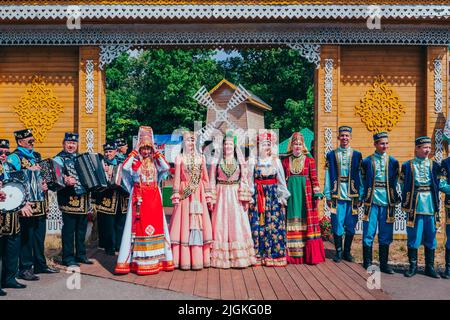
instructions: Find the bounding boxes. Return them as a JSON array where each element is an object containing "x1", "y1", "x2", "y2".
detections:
[{"x1": 282, "y1": 132, "x2": 325, "y2": 264}]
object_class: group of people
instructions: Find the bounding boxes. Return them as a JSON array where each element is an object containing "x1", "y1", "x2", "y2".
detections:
[
  {"x1": 1, "y1": 123, "x2": 449, "y2": 297},
  {"x1": 0, "y1": 129, "x2": 130, "y2": 296},
  {"x1": 325, "y1": 126, "x2": 450, "y2": 280},
  {"x1": 114, "y1": 128, "x2": 325, "y2": 275}
]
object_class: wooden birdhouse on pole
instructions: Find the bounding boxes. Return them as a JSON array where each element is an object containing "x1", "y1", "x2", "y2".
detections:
[{"x1": 193, "y1": 79, "x2": 271, "y2": 145}]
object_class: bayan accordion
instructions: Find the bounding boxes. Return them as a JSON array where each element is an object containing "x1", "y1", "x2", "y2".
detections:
[
  {"x1": 75, "y1": 153, "x2": 108, "y2": 192},
  {"x1": 64, "y1": 158, "x2": 87, "y2": 196},
  {"x1": 9, "y1": 169, "x2": 44, "y2": 202},
  {"x1": 39, "y1": 158, "x2": 65, "y2": 192},
  {"x1": 106, "y1": 163, "x2": 124, "y2": 189}
]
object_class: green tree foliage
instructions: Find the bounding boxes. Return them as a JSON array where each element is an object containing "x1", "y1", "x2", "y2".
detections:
[
  {"x1": 106, "y1": 48, "x2": 314, "y2": 143},
  {"x1": 219, "y1": 49, "x2": 315, "y2": 139},
  {"x1": 106, "y1": 49, "x2": 223, "y2": 143}
]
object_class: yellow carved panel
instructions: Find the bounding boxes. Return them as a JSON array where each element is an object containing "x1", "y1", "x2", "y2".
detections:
[
  {"x1": 355, "y1": 76, "x2": 406, "y2": 134},
  {"x1": 14, "y1": 76, "x2": 64, "y2": 143}
]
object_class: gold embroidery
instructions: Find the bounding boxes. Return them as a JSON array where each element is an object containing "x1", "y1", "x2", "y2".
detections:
[
  {"x1": 60, "y1": 194, "x2": 88, "y2": 214},
  {"x1": 405, "y1": 192, "x2": 411, "y2": 206},
  {"x1": 69, "y1": 196, "x2": 80, "y2": 207},
  {"x1": 365, "y1": 187, "x2": 372, "y2": 202},
  {"x1": 180, "y1": 154, "x2": 202, "y2": 200},
  {"x1": 21, "y1": 157, "x2": 31, "y2": 168},
  {"x1": 331, "y1": 180, "x2": 338, "y2": 194},
  {"x1": 97, "y1": 191, "x2": 119, "y2": 215},
  {"x1": 102, "y1": 198, "x2": 112, "y2": 208},
  {"x1": 351, "y1": 180, "x2": 357, "y2": 194},
  {"x1": 290, "y1": 155, "x2": 306, "y2": 175}
]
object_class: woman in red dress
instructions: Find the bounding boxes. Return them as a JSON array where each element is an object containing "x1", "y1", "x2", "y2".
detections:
[{"x1": 115, "y1": 126, "x2": 174, "y2": 275}]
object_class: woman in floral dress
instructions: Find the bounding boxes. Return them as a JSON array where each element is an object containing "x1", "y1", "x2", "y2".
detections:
[{"x1": 248, "y1": 131, "x2": 290, "y2": 267}]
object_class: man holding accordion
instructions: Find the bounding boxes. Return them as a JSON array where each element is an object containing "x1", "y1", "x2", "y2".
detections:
[
  {"x1": 94, "y1": 142, "x2": 128, "y2": 256},
  {"x1": 7, "y1": 129, "x2": 59, "y2": 282},
  {"x1": 54, "y1": 133, "x2": 93, "y2": 267}
]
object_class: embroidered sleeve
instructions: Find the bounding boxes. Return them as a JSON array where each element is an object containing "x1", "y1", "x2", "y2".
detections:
[
  {"x1": 275, "y1": 158, "x2": 290, "y2": 206},
  {"x1": 154, "y1": 151, "x2": 170, "y2": 183},
  {"x1": 308, "y1": 157, "x2": 320, "y2": 193}
]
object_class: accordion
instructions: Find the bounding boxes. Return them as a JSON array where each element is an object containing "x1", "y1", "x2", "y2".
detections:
[
  {"x1": 106, "y1": 163, "x2": 124, "y2": 189},
  {"x1": 64, "y1": 158, "x2": 87, "y2": 196},
  {"x1": 9, "y1": 169, "x2": 44, "y2": 202},
  {"x1": 75, "y1": 153, "x2": 108, "y2": 192},
  {"x1": 39, "y1": 158, "x2": 65, "y2": 192}
]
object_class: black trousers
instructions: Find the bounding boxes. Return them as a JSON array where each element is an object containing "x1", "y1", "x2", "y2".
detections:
[
  {"x1": 1, "y1": 234, "x2": 21, "y2": 286},
  {"x1": 97, "y1": 212, "x2": 126, "y2": 252},
  {"x1": 61, "y1": 213, "x2": 88, "y2": 265},
  {"x1": 19, "y1": 215, "x2": 47, "y2": 273}
]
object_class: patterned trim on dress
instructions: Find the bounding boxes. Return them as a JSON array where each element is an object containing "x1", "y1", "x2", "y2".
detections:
[{"x1": 180, "y1": 154, "x2": 202, "y2": 200}]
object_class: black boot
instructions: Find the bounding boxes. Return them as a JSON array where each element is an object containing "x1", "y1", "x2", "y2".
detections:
[
  {"x1": 379, "y1": 245, "x2": 394, "y2": 274},
  {"x1": 404, "y1": 248, "x2": 418, "y2": 277},
  {"x1": 343, "y1": 233, "x2": 354, "y2": 262},
  {"x1": 362, "y1": 245, "x2": 372, "y2": 269},
  {"x1": 333, "y1": 234, "x2": 343, "y2": 263},
  {"x1": 441, "y1": 249, "x2": 450, "y2": 279},
  {"x1": 424, "y1": 247, "x2": 440, "y2": 279}
]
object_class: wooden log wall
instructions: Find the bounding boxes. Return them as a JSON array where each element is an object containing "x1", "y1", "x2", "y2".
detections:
[
  {"x1": 315, "y1": 45, "x2": 448, "y2": 216},
  {"x1": 0, "y1": 46, "x2": 105, "y2": 159}
]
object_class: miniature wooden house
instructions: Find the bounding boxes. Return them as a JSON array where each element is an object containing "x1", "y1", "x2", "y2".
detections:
[{"x1": 206, "y1": 79, "x2": 271, "y2": 133}]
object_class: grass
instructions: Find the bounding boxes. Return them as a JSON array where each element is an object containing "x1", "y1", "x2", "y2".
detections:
[{"x1": 334, "y1": 233, "x2": 447, "y2": 269}]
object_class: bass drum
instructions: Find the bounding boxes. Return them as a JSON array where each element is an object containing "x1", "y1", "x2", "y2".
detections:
[{"x1": 0, "y1": 179, "x2": 28, "y2": 213}]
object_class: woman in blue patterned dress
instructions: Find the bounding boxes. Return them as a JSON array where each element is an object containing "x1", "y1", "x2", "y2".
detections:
[{"x1": 248, "y1": 132, "x2": 290, "y2": 267}]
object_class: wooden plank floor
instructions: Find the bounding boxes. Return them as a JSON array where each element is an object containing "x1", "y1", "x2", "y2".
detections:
[{"x1": 70, "y1": 241, "x2": 391, "y2": 300}]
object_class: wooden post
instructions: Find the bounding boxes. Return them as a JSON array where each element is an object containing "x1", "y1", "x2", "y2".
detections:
[
  {"x1": 425, "y1": 46, "x2": 448, "y2": 159},
  {"x1": 315, "y1": 45, "x2": 340, "y2": 217},
  {"x1": 78, "y1": 46, "x2": 106, "y2": 153}
]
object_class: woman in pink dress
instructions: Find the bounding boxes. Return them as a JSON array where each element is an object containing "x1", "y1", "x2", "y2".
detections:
[
  {"x1": 209, "y1": 132, "x2": 256, "y2": 269},
  {"x1": 169, "y1": 131, "x2": 213, "y2": 270}
]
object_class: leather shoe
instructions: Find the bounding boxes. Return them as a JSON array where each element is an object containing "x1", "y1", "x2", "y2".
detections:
[
  {"x1": 76, "y1": 257, "x2": 94, "y2": 265},
  {"x1": 18, "y1": 269, "x2": 39, "y2": 281},
  {"x1": 0, "y1": 288, "x2": 7, "y2": 296},
  {"x1": 34, "y1": 266, "x2": 60, "y2": 274},
  {"x1": 3, "y1": 281, "x2": 27, "y2": 289}
]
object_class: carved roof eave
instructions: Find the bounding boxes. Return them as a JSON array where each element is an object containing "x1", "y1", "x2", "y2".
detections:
[
  {"x1": 0, "y1": 23, "x2": 448, "y2": 47},
  {"x1": 0, "y1": 4, "x2": 448, "y2": 23}
]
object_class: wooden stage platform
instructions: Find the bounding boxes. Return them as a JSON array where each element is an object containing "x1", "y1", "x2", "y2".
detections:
[{"x1": 73, "y1": 241, "x2": 390, "y2": 300}]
